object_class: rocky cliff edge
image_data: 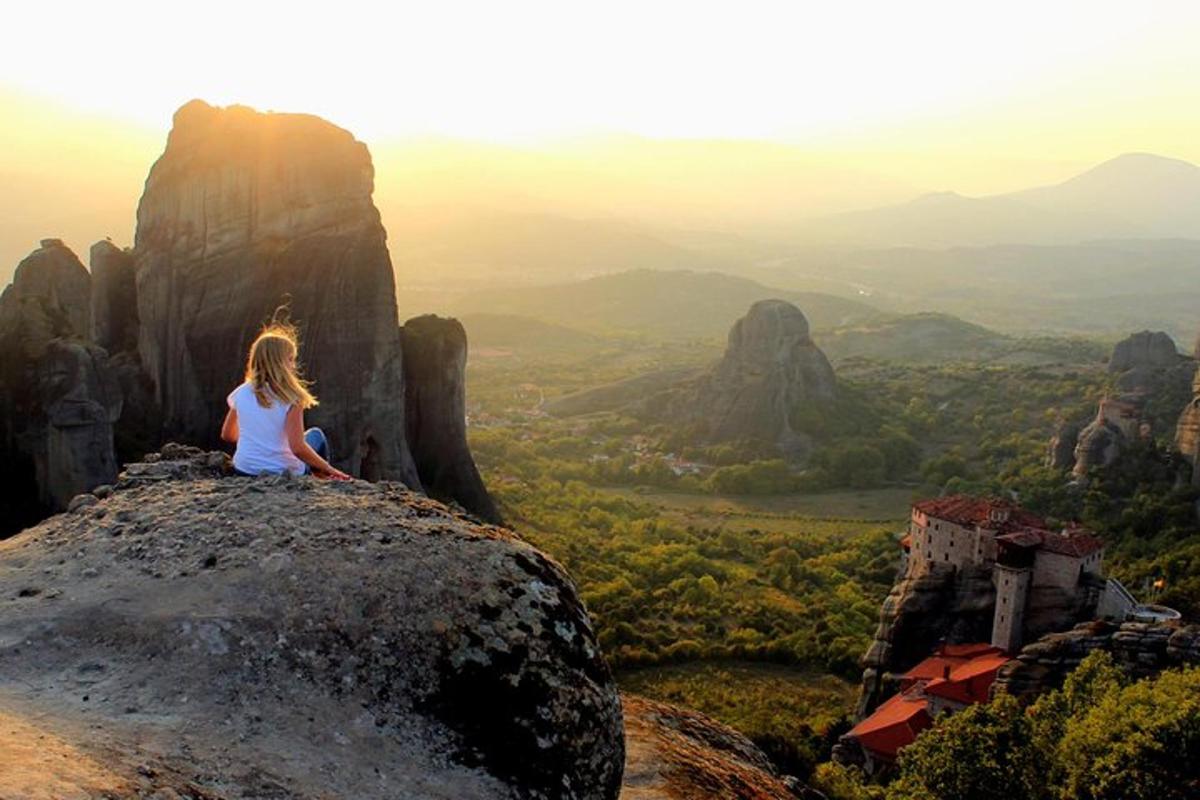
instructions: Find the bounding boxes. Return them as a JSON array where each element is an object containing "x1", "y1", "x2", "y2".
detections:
[{"x1": 0, "y1": 445, "x2": 623, "y2": 799}]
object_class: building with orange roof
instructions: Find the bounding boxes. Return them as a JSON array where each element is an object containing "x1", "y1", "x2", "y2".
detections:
[{"x1": 842, "y1": 643, "x2": 1012, "y2": 771}]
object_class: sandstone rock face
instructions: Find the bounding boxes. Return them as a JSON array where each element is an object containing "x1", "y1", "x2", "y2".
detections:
[
  {"x1": 993, "y1": 620, "x2": 1200, "y2": 703},
  {"x1": 133, "y1": 99, "x2": 418, "y2": 483},
  {"x1": 620, "y1": 695, "x2": 806, "y2": 800},
  {"x1": 662, "y1": 299, "x2": 836, "y2": 458},
  {"x1": 89, "y1": 240, "x2": 138, "y2": 354},
  {"x1": 0, "y1": 446, "x2": 623, "y2": 799},
  {"x1": 0, "y1": 241, "x2": 121, "y2": 532},
  {"x1": 402, "y1": 315, "x2": 501, "y2": 523},
  {"x1": 1046, "y1": 420, "x2": 1080, "y2": 470},
  {"x1": 856, "y1": 564, "x2": 995, "y2": 717},
  {"x1": 1176, "y1": 366, "x2": 1200, "y2": 486},
  {"x1": 855, "y1": 561, "x2": 1103, "y2": 717},
  {"x1": 0, "y1": 239, "x2": 92, "y2": 354},
  {"x1": 1071, "y1": 416, "x2": 1125, "y2": 477}
]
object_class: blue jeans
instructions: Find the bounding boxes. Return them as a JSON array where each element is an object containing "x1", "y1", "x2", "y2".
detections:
[{"x1": 303, "y1": 427, "x2": 329, "y2": 474}]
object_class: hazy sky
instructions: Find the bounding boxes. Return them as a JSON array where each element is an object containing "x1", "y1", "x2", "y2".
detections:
[
  {"x1": 2, "y1": 1, "x2": 1199, "y2": 282},
  {"x1": 2, "y1": 1, "x2": 1198, "y2": 158}
]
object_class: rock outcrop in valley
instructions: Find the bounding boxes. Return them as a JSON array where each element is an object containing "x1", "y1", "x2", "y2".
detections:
[
  {"x1": 401, "y1": 314, "x2": 501, "y2": 523},
  {"x1": 659, "y1": 299, "x2": 836, "y2": 459}
]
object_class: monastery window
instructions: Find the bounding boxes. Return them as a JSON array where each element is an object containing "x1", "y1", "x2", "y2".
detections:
[
  {"x1": 944, "y1": 553, "x2": 949, "y2": 561},
  {"x1": 1002, "y1": 596, "x2": 1007, "y2": 605},
  {"x1": 999, "y1": 613, "x2": 1006, "y2": 623}
]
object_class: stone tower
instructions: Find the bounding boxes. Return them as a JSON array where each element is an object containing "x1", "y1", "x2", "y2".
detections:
[{"x1": 991, "y1": 541, "x2": 1034, "y2": 653}]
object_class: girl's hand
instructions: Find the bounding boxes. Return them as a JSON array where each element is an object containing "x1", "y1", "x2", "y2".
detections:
[{"x1": 319, "y1": 466, "x2": 352, "y2": 481}]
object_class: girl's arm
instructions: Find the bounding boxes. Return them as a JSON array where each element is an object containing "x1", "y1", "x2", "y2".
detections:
[
  {"x1": 220, "y1": 408, "x2": 239, "y2": 443},
  {"x1": 285, "y1": 406, "x2": 350, "y2": 480}
]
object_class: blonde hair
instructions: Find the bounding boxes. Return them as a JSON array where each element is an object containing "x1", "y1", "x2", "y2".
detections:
[{"x1": 244, "y1": 313, "x2": 318, "y2": 410}]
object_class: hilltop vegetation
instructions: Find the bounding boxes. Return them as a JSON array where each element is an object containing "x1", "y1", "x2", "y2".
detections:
[{"x1": 815, "y1": 652, "x2": 1200, "y2": 800}]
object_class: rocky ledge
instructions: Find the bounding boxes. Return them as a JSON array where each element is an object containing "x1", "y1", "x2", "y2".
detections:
[
  {"x1": 0, "y1": 446, "x2": 623, "y2": 799},
  {"x1": 993, "y1": 619, "x2": 1200, "y2": 702},
  {"x1": 620, "y1": 695, "x2": 811, "y2": 800}
]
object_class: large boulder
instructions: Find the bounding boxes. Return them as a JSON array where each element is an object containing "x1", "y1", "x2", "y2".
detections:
[
  {"x1": 0, "y1": 241, "x2": 121, "y2": 532},
  {"x1": 133, "y1": 99, "x2": 418, "y2": 483},
  {"x1": 0, "y1": 446, "x2": 623, "y2": 799},
  {"x1": 659, "y1": 299, "x2": 836, "y2": 458},
  {"x1": 402, "y1": 314, "x2": 501, "y2": 523}
]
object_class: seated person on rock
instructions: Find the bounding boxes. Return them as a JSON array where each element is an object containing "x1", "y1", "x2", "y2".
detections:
[{"x1": 220, "y1": 318, "x2": 351, "y2": 480}]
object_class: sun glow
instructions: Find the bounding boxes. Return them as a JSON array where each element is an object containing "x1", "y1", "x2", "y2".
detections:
[{"x1": 2, "y1": 0, "x2": 1198, "y2": 149}]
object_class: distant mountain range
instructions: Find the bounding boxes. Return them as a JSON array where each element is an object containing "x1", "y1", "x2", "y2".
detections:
[
  {"x1": 799, "y1": 153, "x2": 1200, "y2": 247},
  {"x1": 399, "y1": 269, "x2": 881, "y2": 340}
]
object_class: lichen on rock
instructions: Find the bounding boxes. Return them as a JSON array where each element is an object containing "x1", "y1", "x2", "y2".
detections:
[{"x1": 0, "y1": 445, "x2": 623, "y2": 799}]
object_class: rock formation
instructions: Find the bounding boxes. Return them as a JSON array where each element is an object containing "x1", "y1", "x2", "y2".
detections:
[
  {"x1": 0, "y1": 240, "x2": 122, "y2": 533},
  {"x1": 855, "y1": 558, "x2": 1104, "y2": 717},
  {"x1": 89, "y1": 239, "x2": 138, "y2": 354},
  {"x1": 992, "y1": 620, "x2": 1200, "y2": 703},
  {"x1": 1108, "y1": 330, "x2": 1181, "y2": 376},
  {"x1": 1054, "y1": 331, "x2": 1195, "y2": 479},
  {"x1": 659, "y1": 299, "x2": 836, "y2": 458},
  {"x1": 1175, "y1": 337, "x2": 1200, "y2": 486},
  {"x1": 620, "y1": 695, "x2": 809, "y2": 800},
  {"x1": 856, "y1": 563, "x2": 996, "y2": 717},
  {"x1": 0, "y1": 446, "x2": 623, "y2": 799},
  {"x1": 0, "y1": 101, "x2": 497, "y2": 551},
  {"x1": 133, "y1": 99, "x2": 418, "y2": 483},
  {"x1": 1046, "y1": 420, "x2": 1080, "y2": 470},
  {"x1": 1071, "y1": 407, "x2": 1131, "y2": 478},
  {"x1": 1177, "y1": 381, "x2": 1200, "y2": 486},
  {"x1": 401, "y1": 315, "x2": 501, "y2": 523}
]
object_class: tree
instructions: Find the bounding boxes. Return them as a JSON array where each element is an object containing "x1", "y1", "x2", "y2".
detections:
[
  {"x1": 887, "y1": 693, "x2": 1041, "y2": 800},
  {"x1": 1055, "y1": 666, "x2": 1200, "y2": 800}
]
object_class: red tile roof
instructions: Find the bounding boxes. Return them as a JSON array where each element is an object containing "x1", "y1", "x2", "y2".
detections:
[
  {"x1": 913, "y1": 495, "x2": 1047, "y2": 531},
  {"x1": 850, "y1": 643, "x2": 1012, "y2": 762},
  {"x1": 846, "y1": 692, "x2": 932, "y2": 760},
  {"x1": 996, "y1": 527, "x2": 1104, "y2": 559},
  {"x1": 916, "y1": 495, "x2": 1103, "y2": 560},
  {"x1": 901, "y1": 643, "x2": 1006, "y2": 685}
]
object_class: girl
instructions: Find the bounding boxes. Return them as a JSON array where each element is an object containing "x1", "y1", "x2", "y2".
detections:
[{"x1": 220, "y1": 319, "x2": 351, "y2": 480}]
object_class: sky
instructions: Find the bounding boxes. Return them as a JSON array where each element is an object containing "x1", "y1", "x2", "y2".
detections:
[
  {"x1": 2, "y1": 0, "x2": 1199, "y2": 279},
  {"x1": 3, "y1": 0, "x2": 1198, "y2": 154}
]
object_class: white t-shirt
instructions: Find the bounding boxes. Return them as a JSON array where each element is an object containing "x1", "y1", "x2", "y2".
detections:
[{"x1": 227, "y1": 381, "x2": 305, "y2": 476}]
